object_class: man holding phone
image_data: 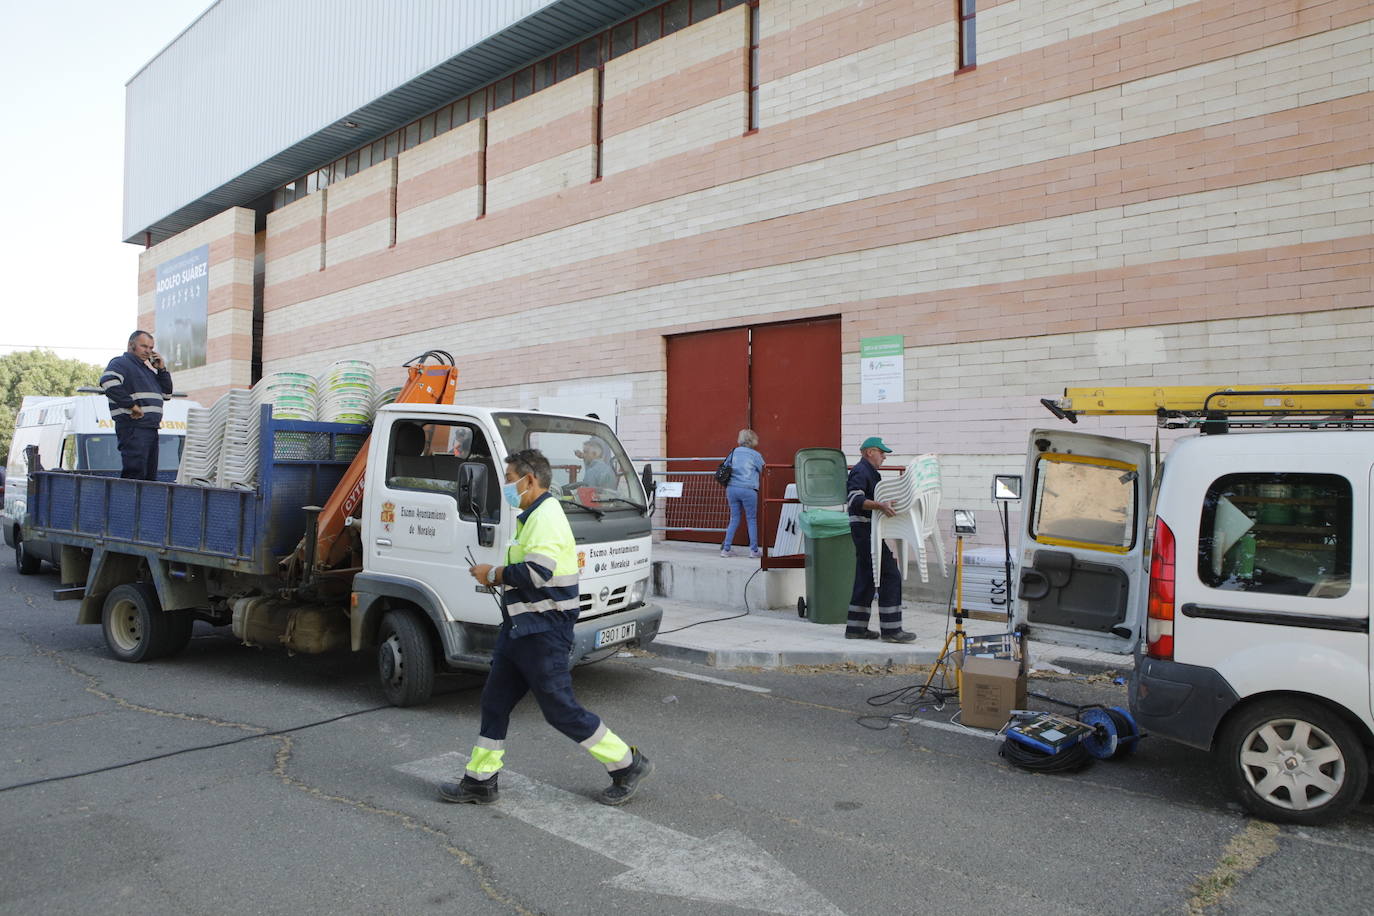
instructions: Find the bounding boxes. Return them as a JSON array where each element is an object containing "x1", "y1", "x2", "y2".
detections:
[{"x1": 100, "y1": 330, "x2": 174, "y2": 480}]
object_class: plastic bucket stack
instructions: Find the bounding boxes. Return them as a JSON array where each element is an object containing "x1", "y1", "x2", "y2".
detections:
[
  {"x1": 372, "y1": 385, "x2": 403, "y2": 414},
  {"x1": 317, "y1": 360, "x2": 376, "y2": 425},
  {"x1": 253, "y1": 372, "x2": 318, "y2": 421}
]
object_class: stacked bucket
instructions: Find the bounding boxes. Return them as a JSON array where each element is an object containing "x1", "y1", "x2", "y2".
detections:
[
  {"x1": 253, "y1": 372, "x2": 318, "y2": 421},
  {"x1": 316, "y1": 360, "x2": 376, "y2": 424}
]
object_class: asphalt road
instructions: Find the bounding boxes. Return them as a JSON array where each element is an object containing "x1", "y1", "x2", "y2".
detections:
[{"x1": 3, "y1": 561, "x2": 1371, "y2": 915}]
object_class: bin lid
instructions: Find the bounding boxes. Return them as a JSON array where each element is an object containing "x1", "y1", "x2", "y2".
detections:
[{"x1": 793, "y1": 447, "x2": 849, "y2": 506}]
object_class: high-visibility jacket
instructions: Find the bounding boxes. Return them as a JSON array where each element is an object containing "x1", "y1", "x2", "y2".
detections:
[
  {"x1": 501, "y1": 492, "x2": 580, "y2": 639},
  {"x1": 100, "y1": 352, "x2": 172, "y2": 429}
]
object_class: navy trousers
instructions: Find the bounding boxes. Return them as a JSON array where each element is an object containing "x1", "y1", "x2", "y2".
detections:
[
  {"x1": 479, "y1": 625, "x2": 600, "y2": 743},
  {"x1": 116, "y1": 425, "x2": 159, "y2": 480},
  {"x1": 848, "y1": 523, "x2": 903, "y2": 633}
]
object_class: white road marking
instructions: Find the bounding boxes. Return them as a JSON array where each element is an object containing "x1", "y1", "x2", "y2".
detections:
[
  {"x1": 891, "y1": 714, "x2": 1002, "y2": 741},
  {"x1": 649, "y1": 666, "x2": 772, "y2": 693},
  {"x1": 397, "y1": 753, "x2": 842, "y2": 916}
]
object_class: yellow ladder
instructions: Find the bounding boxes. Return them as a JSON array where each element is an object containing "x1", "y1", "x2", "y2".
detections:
[{"x1": 1043, "y1": 385, "x2": 1374, "y2": 429}]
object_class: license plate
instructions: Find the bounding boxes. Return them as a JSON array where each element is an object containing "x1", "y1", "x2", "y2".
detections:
[{"x1": 595, "y1": 621, "x2": 636, "y2": 649}]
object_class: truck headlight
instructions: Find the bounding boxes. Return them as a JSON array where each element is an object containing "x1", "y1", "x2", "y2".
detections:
[{"x1": 628, "y1": 577, "x2": 648, "y2": 606}]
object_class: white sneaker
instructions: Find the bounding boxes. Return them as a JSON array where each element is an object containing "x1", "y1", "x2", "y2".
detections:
[{"x1": 720, "y1": 548, "x2": 732, "y2": 557}]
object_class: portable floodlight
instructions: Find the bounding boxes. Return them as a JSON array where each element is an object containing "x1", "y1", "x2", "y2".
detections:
[
  {"x1": 993, "y1": 474, "x2": 1022, "y2": 501},
  {"x1": 953, "y1": 508, "x2": 977, "y2": 535}
]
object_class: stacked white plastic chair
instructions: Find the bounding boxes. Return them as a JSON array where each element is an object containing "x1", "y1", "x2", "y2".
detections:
[
  {"x1": 772, "y1": 483, "x2": 804, "y2": 556},
  {"x1": 176, "y1": 394, "x2": 230, "y2": 486},
  {"x1": 316, "y1": 359, "x2": 376, "y2": 424},
  {"x1": 217, "y1": 389, "x2": 261, "y2": 490},
  {"x1": 871, "y1": 454, "x2": 947, "y2": 586}
]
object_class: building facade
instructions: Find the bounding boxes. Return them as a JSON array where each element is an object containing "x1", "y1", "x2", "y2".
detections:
[{"x1": 128, "y1": 0, "x2": 1374, "y2": 539}]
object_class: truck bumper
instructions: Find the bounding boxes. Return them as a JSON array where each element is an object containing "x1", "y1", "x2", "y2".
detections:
[
  {"x1": 1130, "y1": 653, "x2": 1240, "y2": 751},
  {"x1": 573, "y1": 602, "x2": 662, "y2": 665}
]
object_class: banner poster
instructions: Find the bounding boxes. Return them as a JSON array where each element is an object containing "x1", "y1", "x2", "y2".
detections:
[
  {"x1": 155, "y1": 244, "x2": 209, "y2": 372},
  {"x1": 860, "y1": 335, "x2": 905, "y2": 404}
]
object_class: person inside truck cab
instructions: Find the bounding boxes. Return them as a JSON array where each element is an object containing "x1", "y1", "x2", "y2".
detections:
[{"x1": 100, "y1": 330, "x2": 173, "y2": 480}]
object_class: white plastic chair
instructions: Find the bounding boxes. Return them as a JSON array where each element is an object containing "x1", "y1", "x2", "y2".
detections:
[{"x1": 870, "y1": 455, "x2": 947, "y2": 587}]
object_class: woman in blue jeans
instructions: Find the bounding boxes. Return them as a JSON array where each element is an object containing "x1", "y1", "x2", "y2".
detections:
[{"x1": 721, "y1": 429, "x2": 766, "y2": 558}]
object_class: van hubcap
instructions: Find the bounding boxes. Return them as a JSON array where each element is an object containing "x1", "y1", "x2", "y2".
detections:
[{"x1": 1239, "y1": 718, "x2": 1345, "y2": 812}]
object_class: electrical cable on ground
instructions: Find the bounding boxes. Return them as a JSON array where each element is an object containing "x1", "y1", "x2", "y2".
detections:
[
  {"x1": 656, "y1": 566, "x2": 760, "y2": 635},
  {"x1": 856, "y1": 573, "x2": 960, "y2": 730}
]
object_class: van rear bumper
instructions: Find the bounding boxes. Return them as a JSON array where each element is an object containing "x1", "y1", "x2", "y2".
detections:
[{"x1": 1130, "y1": 655, "x2": 1240, "y2": 751}]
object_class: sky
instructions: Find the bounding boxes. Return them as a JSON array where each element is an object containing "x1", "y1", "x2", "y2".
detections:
[{"x1": 0, "y1": 0, "x2": 213, "y2": 367}]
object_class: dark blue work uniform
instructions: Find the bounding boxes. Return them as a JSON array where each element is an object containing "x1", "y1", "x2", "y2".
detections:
[
  {"x1": 100, "y1": 352, "x2": 172, "y2": 480},
  {"x1": 846, "y1": 457, "x2": 903, "y2": 634}
]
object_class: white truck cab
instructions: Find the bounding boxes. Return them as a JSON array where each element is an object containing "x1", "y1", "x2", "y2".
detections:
[
  {"x1": 1015, "y1": 387, "x2": 1374, "y2": 824},
  {"x1": 4, "y1": 394, "x2": 197, "y2": 573}
]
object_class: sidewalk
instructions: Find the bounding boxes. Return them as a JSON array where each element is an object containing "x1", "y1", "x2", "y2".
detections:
[{"x1": 647, "y1": 596, "x2": 1133, "y2": 673}]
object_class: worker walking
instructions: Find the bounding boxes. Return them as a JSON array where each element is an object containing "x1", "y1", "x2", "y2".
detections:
[
  {"x1": 444, "y1": 448, "x2": 653, "y2": 806},
  {"x1": 845, "y1": 436, "x2": 916, "y2": 643},
  {"x1": 100, "y1": 330, "x2": 173, "y2": 480}
]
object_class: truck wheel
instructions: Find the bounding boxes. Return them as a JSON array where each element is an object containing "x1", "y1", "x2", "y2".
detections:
[
  {"x1": 15, "y1": 532, "x2": 40, "y2": 575},
  {"x1": 1217, "y1": 698, "x2": 1369, "y2": 825},
  {"x1": 377, "y1": 609, "x2": 435, "y2": 707},
  {"x1": 102, "y1": 583, "x2": 171, "y2": 663}
]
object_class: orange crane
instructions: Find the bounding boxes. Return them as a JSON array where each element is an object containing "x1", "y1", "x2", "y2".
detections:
[{"x1": 299, "y1": 351, "x2": 459, "y2": 573}]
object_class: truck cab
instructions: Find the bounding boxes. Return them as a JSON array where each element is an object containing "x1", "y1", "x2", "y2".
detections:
[
  {"x1": 1013, "y1": 390, "x2": 1374, "y2": 825},
  {"x1": 351, "y1": 405, "x2": 659, "y2": 704}
]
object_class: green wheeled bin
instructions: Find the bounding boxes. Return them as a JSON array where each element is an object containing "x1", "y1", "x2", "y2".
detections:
[{"x1": 793, "y1": 448, "x2": 856, "y2": 624}]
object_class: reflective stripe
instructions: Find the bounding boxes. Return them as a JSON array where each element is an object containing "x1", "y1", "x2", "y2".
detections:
[
  {"x1": 581, "y1": 723, "x2": 632, "y2": 770},
  {"x1": 465, "y1": 741, "x2": 506, "y2": 778},
  {"x1": 507, "y1": 596, "x2": 580, "y2": 616},
  {"x1": 110, "y1": 407, "x2": 131, "y2": 417},
  {"x1": 138, "y1": 404, "x2": 164, "y2": 414},
  {"x1": 100, "y1": 376, "x2": 122, "y2": 389},
  {"x1": 131, "y1": 391, "x2": 165, "y2": 400}
]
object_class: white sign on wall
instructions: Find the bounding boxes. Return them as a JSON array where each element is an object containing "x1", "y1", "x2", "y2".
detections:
[{"x1": 860, "y1": 335, "x2": 904, "y2": 404}]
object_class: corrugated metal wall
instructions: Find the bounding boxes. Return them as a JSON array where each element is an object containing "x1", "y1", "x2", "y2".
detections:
[{"x1": 122, "y1": 0, "x2": 558, "y2": 243}]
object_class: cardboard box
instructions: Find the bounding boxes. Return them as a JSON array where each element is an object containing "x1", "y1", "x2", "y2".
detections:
[{"x1": 960, "y1": 656, "x2": 1027, "y2": 730}]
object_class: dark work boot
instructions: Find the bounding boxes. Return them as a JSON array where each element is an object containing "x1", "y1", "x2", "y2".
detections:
[
  {"x1": 599, "y1": 747, "x2": 653, "y2": 806},
  {"x1": 438, "y1": 773, "x2": 499, "y2": 805}
]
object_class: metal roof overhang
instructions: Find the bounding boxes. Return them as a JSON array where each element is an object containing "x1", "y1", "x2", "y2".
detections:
[{"x1": 128, "y1": 0, "x2": 658, "y2": 246}]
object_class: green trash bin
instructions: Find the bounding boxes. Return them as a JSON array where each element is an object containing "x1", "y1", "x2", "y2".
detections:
[{"x1": 797, "y1": 508, "x2": 856, "y2": 624}]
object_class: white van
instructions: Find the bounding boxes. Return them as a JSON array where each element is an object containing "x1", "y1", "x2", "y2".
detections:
[
  {"x1": 1015, "y1": 390, "x2": 1373, "y2": 824},
  {"x1": 4, "y1": 394, "x2": 197, "y2": 573}
]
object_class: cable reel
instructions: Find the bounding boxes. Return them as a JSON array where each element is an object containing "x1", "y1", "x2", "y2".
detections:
[{"x1": 1079, "y1": 705, "x2": 1141, "y2": 760}]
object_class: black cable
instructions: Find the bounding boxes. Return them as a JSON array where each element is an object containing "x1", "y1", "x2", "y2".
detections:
[
  {"x1": 998, "y1": 734, "x2": 1093, "y2": 773},
  {"x1": 656, "y1": 567, "x2": 760, "y2": 635},
  {"x1": 857, "y1": 573, "x2": 961, "y2": 729}
]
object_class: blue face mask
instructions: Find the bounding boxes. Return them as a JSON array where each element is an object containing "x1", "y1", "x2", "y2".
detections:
[{"x1": 502, "y1": 479, "x2": 525, "y2": 508}]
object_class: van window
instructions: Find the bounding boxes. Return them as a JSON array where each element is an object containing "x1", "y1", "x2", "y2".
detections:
[
  {"x1": 1030, "y1": 453, "x2": 1137, "y2": 550},
  {"x1": 1199, "y1": 473, "x2": 1351, "y2": 597},
  {"x1": 385, "y1": 420, "x2": 498, "y2": 520}
]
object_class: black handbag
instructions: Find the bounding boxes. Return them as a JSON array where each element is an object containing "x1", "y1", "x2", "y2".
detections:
[{"x1": 713, "y1": 449, "x2": 734, "y2": 486}]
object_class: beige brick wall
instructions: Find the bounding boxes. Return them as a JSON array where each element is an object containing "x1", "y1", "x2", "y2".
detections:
[{"x1": 397, "y1": 119, "x2": 484, "y2": 242}]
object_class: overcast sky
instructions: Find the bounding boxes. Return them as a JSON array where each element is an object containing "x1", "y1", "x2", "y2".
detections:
[{"x1": 0, "y1": 1, "x2": 212, "y2": 366}]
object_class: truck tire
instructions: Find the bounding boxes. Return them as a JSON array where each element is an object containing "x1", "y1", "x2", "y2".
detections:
[
  {"x1": 102, "y1": 582, "x2": 172, "y2": 663},
  {"x1": 377, "y1": 608, "x2": 435, "y2": 707},
  {"x1": 161, "y1": 610, "x2": 195, "y2": 659},
  {"x1": 15, "y1": 532, "x2": 40, "y2": 575},
  {"x1": 1217, "y1": 697, "x2": 1369, "y2": 826}
]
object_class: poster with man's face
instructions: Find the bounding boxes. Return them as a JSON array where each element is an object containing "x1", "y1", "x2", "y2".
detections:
[{"x1": 155, "y1": 244, "x2": 209, "y2": 372}]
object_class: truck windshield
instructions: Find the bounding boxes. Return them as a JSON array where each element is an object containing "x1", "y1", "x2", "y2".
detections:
[
  {"x1": 81, "y1": 434, "x2": 185, "y2": 472},
  {"x1": 492, "y1": 413, "x2": 646, "y2": 512}
]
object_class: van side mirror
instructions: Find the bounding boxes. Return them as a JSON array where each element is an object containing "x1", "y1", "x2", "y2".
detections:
[
  {"x1": 459, "y1": 462, "x2": 495, "y2": 548},
  {"x1": 641, "y1": 463, "x2": 656, "y2": 500}
]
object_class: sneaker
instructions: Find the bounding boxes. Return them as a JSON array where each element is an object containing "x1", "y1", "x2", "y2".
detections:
[
  {"x1": 438, "y1": 774, "x2": 499, "y2": 805},
  {"x1": 749, "y1": 548, "x2": 762, "y2": 559},
  {"x1": 845, "y1": 629, "x2": 880, "y2": 640},
  {"x1": 881, "y1": 630, "x2": 917, "y2": 643},
  {"x1": 599, "y1": 747, "x2": 653, "y2": 806},
  {"x1": 720, "y1": 548, "x2": 732, "y2": 557}
]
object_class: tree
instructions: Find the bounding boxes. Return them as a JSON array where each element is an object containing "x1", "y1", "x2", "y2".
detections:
[{"x1": 0, "y1": 349, "x2": 104, "y2": 461}]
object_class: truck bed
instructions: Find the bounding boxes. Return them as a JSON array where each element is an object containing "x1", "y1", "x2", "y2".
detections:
[{"x1": 26, "y1": 407, "x2": 369, "y2": 575}]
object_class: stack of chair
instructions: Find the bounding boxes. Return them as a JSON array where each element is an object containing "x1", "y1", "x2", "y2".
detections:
[{"x1": 870, "y1": 454, "x2": 947, "y2": 587}]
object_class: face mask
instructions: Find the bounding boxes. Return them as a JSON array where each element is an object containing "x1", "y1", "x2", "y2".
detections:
[{"x1": 502, "y1": 479, "x2": 526, "y2": 508}]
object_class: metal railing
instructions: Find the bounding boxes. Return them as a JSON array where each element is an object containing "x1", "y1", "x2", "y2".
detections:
[{"x1": 638, "y1": 457, "x2": 729, "y2": 534}]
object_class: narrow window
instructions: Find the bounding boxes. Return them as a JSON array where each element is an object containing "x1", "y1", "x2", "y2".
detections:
[
  {"x1": 747, "y1": 1, "x2": 760, "y2": 132},
  {"x1": 593, "y1": 66, "x2": 604, "y2": 180},
  {"x1": 957, "y1": 0, "x2": 976, "y2": 71},
  {"x1": 664, "y1": 0, "x2": 688, "y2": 34}
]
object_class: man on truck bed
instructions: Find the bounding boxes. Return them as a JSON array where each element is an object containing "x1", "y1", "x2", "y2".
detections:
[
  {"x1": 99, "y1": 330, "x2": 173, "y2": 480},
  {"x1": 441, "y1": 448, "x2": 653, "y2": 807}
]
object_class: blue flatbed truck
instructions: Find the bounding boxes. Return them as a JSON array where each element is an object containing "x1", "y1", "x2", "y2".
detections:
[{"x1": 21, "y1": 403, "x2": 661, "y2": 705}]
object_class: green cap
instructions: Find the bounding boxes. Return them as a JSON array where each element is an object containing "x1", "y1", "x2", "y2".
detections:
[{"x1": 860, "y1": 436, "x2": 892, "y2": 453}]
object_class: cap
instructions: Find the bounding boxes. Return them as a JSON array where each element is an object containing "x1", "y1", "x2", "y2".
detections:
[{"x1": 860, "y1": 436, "x2": 893, "y2": 453}]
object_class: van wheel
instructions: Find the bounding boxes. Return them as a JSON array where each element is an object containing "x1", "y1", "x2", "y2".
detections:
[
  {"x1": 102, "y1": 583, "x2": 171, "y2": 662},
  {"x1": 377, "y1": 609, "x2": 435, "y2": 707},
  {"x1": 161, "y1": 610, "x2": 195, "y2": 658},
  {"x1": 15, "y1": 532, "x2": 40, "y2": 575},
  {"x1": 1217, "y1": 698, "x2": 1369, "y2": 825}
]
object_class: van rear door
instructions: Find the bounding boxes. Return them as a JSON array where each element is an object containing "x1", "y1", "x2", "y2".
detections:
[{"x1": 1013, "y1": 429, "x2": 1150, "y2": 654}]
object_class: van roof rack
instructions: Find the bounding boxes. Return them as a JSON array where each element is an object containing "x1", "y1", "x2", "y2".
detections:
[{"x1": 1042, "y1": 385, "x2": 1374, "y2": 432}]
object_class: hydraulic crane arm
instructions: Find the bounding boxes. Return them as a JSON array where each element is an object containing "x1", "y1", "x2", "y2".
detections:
[
  {"x1": 1043, "y1": 384, "x2": 1374, "y2": 429},
  {"x1": 300, "y1": 351, "x2": 459, "y2": 573}
]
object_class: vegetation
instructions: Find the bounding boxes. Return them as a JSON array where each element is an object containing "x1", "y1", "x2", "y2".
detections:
[{"x1": 0, "y1": 349, "x2": 103, "y2": 460}]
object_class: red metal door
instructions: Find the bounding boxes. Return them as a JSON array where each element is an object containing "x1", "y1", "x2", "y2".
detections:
[
  {"x1": 749, "y1": 318, "x2": 841, "y2": 548},
  {"x1": 666, "y1": 328, "x2": 749, "y2": 542},
  {"x1": 664, "y1": 318, "x2": 840, "y2": 547}
]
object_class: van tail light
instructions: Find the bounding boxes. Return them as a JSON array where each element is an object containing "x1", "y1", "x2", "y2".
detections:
[{"x1": 1146, "y1": 516, "x2": 1175, "y2": 660}]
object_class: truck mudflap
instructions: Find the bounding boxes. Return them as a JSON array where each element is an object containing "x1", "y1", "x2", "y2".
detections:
[
  {"x1": 573, "y1": 602, "x2": 662, "y2": 665},
  {"x1": 1130, "y1": 653, "x2": 1240, "y2": 751}
]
